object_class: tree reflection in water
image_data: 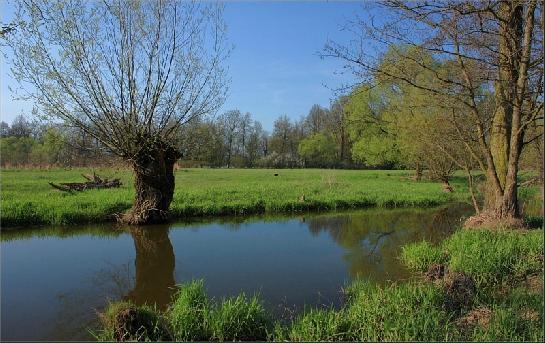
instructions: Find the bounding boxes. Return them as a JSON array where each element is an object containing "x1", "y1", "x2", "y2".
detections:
[
  {"x1": 304, "y1": 203, "x2": 473, "y2": 282},
  {"x1": 125, "y1": 227, "x2": 176, "y2": 310}
]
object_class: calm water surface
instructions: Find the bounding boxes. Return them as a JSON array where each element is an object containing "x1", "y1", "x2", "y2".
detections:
[{"x1": 1, "y1": 203, "x2": 473, "y2": 341}]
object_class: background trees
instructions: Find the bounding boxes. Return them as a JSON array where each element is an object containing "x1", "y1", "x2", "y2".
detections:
[{"x1": 323, "y1": 0, "x2": 543, "y2": 222}]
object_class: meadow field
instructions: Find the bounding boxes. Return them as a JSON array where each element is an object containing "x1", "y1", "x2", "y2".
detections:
[{"x1": 1, "y1": 168, "x2": 474, "y2": 227}]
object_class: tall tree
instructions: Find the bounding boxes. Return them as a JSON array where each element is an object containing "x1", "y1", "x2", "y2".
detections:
[
  {"x1": 324, "y1": 0, "x2": 543, "y2": 224},
  {"x1": 5, "y1": 0, "x2": 230, "y2": 224}
]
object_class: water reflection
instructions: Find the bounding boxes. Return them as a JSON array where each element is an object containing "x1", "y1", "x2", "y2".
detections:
[
  {"x1": 302, "y1": 202, "x2": 472, "y2": 281},
  {"x1": 125, "y1": 227, "x2": 176, "y2": 309},
  {"x1": 1, "y1": 203, "x2": 475, "y2": 341}
]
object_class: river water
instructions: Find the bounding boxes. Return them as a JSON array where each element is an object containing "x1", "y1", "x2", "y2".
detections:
[{"x1": 1, "y1": 203, "x2": 473, "y2": 341}]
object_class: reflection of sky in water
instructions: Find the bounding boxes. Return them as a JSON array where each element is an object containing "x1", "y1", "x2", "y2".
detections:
[{"x1": 1, "y1": 203, "x2": 474, "y2": 341}]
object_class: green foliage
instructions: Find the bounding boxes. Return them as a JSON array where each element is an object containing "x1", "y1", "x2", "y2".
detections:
[
  {"x1": 209, "y1": 293, "x2": 273, "y2": 341},
  {"x1": 1, "y1": 168, "x2": 470, "y2": 227},
  {"x1": 345, "y1": 84, "x2": 402, "y2": 168},
  {"x1": 401, "y1": 240, "x2": 445, "y2": 273},
  {"x1": 167, "y1": 280, "x2": 211, "y2": 341},
  {"x1": 298, "y1": 133, "x2": 337, "y2": 167},
  {"x1": 0, "y1": 128, "x2": 66, "y2": 167}
]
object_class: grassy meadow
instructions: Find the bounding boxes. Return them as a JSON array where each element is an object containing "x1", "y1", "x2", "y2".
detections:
[
  {"x1": 1, "y1": 168, "x2": 472, "y2": 227},
  {"x1": 95, "y1": 228, "x2": 544, "y2": 342}
]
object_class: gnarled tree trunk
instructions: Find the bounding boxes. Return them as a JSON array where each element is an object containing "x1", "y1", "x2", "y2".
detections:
[{"x1": 122, "y1": 142, "x2": 180, "y2": 225}]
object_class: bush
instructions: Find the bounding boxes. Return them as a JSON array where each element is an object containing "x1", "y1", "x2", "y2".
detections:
[{"x1": 209, "y1": 293, "x2": 273, "y2": 341}]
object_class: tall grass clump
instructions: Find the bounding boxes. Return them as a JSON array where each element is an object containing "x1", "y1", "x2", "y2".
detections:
[
  {"x1": 284, "y1": 308, "x2": 349, "y2": 342},
  {"x1": 444, "y1": 229, "x2": 543, "y2": 287},
  {"x1": 94, "y1": 301, "x2": 171, "y2": 342},
  {"x1": 402, "y1": 229, "x2": 544, "y2": 288},
  {"x1": 167, "y1": 280, "x2": 210, "y2": 341},
  {"x1": 209, "y1": 293, "x2": 273, "y2": 341},
  {"x1": 342, "y1": 280, "x2": 459, "y2": 341},
  {"x1": 401, "y1": 240, "x2": 445, "y2": 273}
]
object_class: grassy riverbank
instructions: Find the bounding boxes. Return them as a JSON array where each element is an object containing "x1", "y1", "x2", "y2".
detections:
[
  {"x1": 95, "y1": 228, "x2": 544, "y2": 342},
  {"x1": 1, "y1": 168, "x2": 472, "y2": 227}
]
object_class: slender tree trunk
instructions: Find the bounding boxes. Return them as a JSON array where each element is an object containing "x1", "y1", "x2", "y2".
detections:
[
  {"x1": 414, "y1": 163, "x2": 422, "y2": 181},
  {"x1": 122, "y1": 143, "x2": 179, "y2": 225}
]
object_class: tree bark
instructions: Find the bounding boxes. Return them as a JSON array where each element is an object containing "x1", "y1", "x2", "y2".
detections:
[{"x1": 122, "y1": 142, "x2": 180, "y2": 225}]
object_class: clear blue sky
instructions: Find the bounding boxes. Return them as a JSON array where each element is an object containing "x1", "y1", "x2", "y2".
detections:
[{"x1": 1, "y1": 1, "x2": 364, "y2": 131}]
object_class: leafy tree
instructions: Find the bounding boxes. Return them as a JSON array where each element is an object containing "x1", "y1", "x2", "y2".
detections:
[
  {"x1": 325, "y1": 1, "x2": 543, "y2": 222},
  {"x1": 5, "y1": 0, "x2": 230, "y2": 224},
  {"x1": 298, "y1": 133, "x2": 337, "y2": 167}
]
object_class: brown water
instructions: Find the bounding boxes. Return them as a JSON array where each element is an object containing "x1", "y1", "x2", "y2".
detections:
[{"x1": 1, "y1": 203, "x2": 473, "y2": 341}]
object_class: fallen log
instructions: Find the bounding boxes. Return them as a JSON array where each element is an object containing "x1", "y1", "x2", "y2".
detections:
[{"x1": 49, "y1": 173, "x2": 122, "y2": 192}]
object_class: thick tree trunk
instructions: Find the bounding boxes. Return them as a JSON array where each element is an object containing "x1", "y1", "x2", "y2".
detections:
[{"x1": 122, "y1": 143, "x2": 180, "y2": 225}]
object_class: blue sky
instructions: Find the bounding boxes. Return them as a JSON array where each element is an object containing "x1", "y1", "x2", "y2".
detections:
[{"x1": 1, "y1": 1, "x2": 364, "y2": 131}]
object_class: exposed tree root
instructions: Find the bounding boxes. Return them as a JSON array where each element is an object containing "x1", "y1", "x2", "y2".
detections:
[
  {"x1": 118, "y1": 200, "x2": 169, "y2": 225},
  {"x1": 463, "y1": 211, "x2": 526, "y2": 230}
]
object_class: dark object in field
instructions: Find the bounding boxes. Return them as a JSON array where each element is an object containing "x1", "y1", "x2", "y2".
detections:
[
  {"x1": 442, "y1": 271, "x2": 476, "y2": 313},
  {"x1": 425, "y1": 263, "x2": 446, "y2": 281},
  {"x1": 112, "y1": 306, "x2": 172, "y2": 341},
  {"x1": 49, "y1": 172, "x2": 122, "y2": 192},
  {"x1": 274, "y1": 173, "x2": 279, "y2": 176}
]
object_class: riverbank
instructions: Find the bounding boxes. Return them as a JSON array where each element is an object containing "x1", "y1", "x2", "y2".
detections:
[
  {"x1": 95, "y1": 227, "x2": 544, "y2": 342},
  {"x1": 1, "y1": 168, "x2": 474, "y2": 227}
]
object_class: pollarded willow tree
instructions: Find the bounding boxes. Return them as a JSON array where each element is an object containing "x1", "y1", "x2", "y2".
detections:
[
  {"x1": 5, "y1": 0, "x2": 230, "y2": 224},
  {"x1": 324, "y1": 0, "x2": 543, "y2": 226}
]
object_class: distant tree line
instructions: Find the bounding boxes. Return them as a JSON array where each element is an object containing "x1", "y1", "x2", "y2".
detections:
[
  {"x1": 0, "y1": 115, "x2": 115, "y2": 168},
  {"x1": 178, "y1": 100, "x2": 356, "y2": 169},
  {"x1": 0, "y1": 98, "x2": 359, "y2": 169}
]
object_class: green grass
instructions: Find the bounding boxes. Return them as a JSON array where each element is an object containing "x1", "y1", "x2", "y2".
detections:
[
  {"x1": 1, "y1": 168, "x2": 471, "y2": 227},
  {"x1": 96, "y1": 228, "x2": 543, "y2": 342},
  {"x1": 342, "y1": 281, "x2": 459, "y2": 341},
  {"x1": 209, "y1": 293, "x2": 272, "y2": 341},
  {"x1": 402, "y1": 229, "x2": 544, "y2": 288},
  {"x1": 167, "y1": 279, "x2": 211, "y2": 341},
  {"x1": 93, "y1": 301, "x2": 171, "y2": 342}
]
